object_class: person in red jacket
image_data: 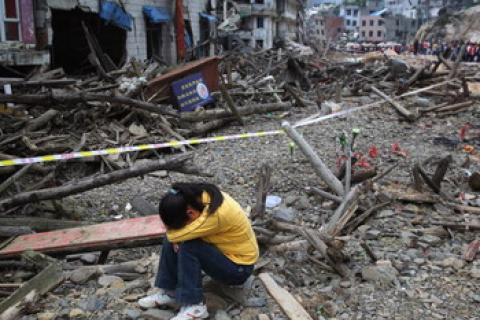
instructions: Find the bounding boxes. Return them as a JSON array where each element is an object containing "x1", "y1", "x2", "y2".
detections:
[{"x1": 467, "y1": 42, "x2": 476, "y2": 62}]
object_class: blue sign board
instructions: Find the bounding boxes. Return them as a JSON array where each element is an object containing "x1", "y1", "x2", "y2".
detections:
[{"x1": 171, "y1": 73, "x2": 214, "y2": 112}]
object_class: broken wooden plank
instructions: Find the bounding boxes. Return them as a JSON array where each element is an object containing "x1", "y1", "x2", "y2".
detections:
[
  {"x1": 0, "y1": 264, "x2": 64, "y2": 319},
  {"x1": 0, "y1": 215, "x2": 166, "y2": 258},
  {"x1": 282, "y1": 121, "x2": 344, "y2": 196},
  {"x1": 259, "y1": 273, "x2": 314, "y2": 320}
]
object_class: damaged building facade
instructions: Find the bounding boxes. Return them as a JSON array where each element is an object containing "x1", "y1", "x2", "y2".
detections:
[
  {"x1": 0, "y1": 0, "x2": 307, "y2": 75},
  {"x1": 1, "y1": 0, "x2": 217, "y2": 75},
  {"x1": 218, "y1": 0, "x2": 306, "y2": 50},
  {"x1": 0, "y1": 0, "x2": 48, "y2": 73}
]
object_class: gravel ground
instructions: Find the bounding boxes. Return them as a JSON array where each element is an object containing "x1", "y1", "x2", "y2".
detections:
[{"x1": 15, "y1": 98, "x2": 480, "y2": 320}]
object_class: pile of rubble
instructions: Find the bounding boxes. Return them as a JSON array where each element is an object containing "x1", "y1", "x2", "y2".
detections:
[{"x1": 0, "y1": 44, "x2": 480, "y2": 319}]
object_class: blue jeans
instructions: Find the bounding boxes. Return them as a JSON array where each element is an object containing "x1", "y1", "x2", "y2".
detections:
[{"x1": 154, "y1": 237, "x2": 254, "y2": 304}]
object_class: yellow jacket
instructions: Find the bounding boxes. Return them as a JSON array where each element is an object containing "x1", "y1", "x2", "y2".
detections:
[{"x1": 166, "y1": 191, "x2": 259, "y2": 265}]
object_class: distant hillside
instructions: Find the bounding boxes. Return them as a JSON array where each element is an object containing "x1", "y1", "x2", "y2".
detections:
[{"x1": 415, "y1": 5, "x2": 480, "y2": 42}]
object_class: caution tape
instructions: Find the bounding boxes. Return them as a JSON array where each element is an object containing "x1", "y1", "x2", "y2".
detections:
[
  {"x1": 0, "y1": 131, "x2": 284, "y2": 167},
  {"x1": 0, "y1": 79, "x2": 456, "y2": 167}
]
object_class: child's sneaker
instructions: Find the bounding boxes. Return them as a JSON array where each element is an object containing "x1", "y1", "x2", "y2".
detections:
[
  {"x1": 138, "y1": 290, "x2": 176, "y2": 309},
  {"x1": 171, "y1": 302, "x2": 209, "y2": 320}
]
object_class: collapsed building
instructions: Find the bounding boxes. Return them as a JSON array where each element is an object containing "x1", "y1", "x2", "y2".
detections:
[
  {"x1": 1, "y1": 0, "x2": 220, "y2": 74},
  {"x1": 0, "y1": 0, "x2": 307, "y2": 76}
]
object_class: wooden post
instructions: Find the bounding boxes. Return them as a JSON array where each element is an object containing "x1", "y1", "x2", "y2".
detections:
[
  {"x1": 219, "y1": 83, "x2": 245, "y2": 126},
  {"x1": 282, "y1": 121, "x2": 344, "y2": 196},
  {"x1": 252, "y1": 163, "x2": 272, "y2": 219},
  {"x1": 448, "y1": 44, "x2": 466, "y2": 80},
  {"x1": 431, "y1": 155, "x2": 451, "y2": 188},
  {"x1": 344, "y1": 146, "x2": 351, "y2": 194},
  {"x1": 371, "y1": 86, "x2": 415, "y2": 122}
]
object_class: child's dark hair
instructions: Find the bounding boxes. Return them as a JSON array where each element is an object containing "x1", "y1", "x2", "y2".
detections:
[{"x1": 159, "y1": 182, "x2": 223, "y2": 229}]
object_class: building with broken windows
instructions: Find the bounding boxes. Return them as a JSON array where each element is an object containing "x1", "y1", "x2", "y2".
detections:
[
  {"x1": 217, "y1": 0, "x2": 306, "y2": 51},
  {"x1": 0, "y1": 0, "x2": 308, "y2": 76},
  {"x1": 0, "y1": 0, "x2": 219, "y2": 75}
]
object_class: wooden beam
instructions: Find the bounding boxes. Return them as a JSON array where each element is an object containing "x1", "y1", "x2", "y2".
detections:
[
  {"x1": 282, "y1": 121, "x2": 344, "y2": 196},
  {"x1": 252, "y1": 163, "x2": 272, "y2": 219},
  {"x1": 454, "y1": 205, "x2": 480, "y2": 214},
  {"x1": 180, "y1": 102, "x2": 292, "y2": 122},
  {"x1": 322, "y1": 186, "x2": 360, "y2": 237},
  {"x1": 0, "y1": 216, "x2": 166, "y2": 258},
  {"x1": 0, "y1": 92, "x2": 177, "y2": 117},
  {"x1": 371, "y1": 86, "x2": 415, "y2": 122},
  {"x1": 0, "y1": 153, "x2": 196, "y2": 210},
  {"x1": 219, "y1": 83, "x2": 245, "y2": 126},
  {"x1": 259, "y1": 273, "x2": 314, "y2": 320},
  {"x1": 0, "y1": 264, "x2": 64, "y2": 319}
]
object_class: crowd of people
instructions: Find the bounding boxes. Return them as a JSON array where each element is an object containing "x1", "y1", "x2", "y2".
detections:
[
  {"x1": 342, "y1": 40, "x2": 480, "y2": 62},
  {"x1": 413, "y1": 40, "x2": 480, "y2": 62}
]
